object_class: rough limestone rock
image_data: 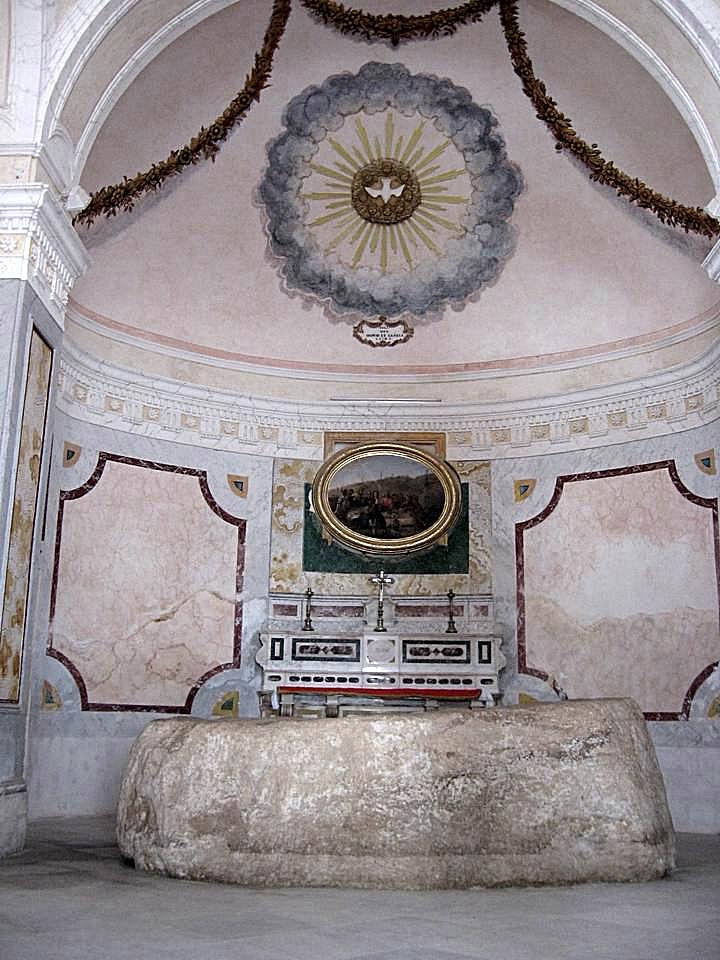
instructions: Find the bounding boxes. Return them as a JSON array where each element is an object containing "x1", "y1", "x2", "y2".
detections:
[{"x1": 117, "y1": 698, "x2": 674, "y2": 888}]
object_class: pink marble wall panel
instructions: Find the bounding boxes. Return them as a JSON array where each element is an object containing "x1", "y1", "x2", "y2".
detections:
[
  {"x1": 520, "y1": 465, "x2": 719, "y2": 716},
  {"x1": 50, "y1": 457, "x2": 242, "y2": 709}
]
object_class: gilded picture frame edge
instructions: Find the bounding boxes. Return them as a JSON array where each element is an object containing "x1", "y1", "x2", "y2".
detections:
[{"x1": 311, "y1": 441, "x2": 461, "y2": 558}]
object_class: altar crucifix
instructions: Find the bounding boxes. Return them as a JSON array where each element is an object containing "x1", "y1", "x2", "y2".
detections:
[{"x1": 369, "y1": 570, "x2": 394, "y2": 632}]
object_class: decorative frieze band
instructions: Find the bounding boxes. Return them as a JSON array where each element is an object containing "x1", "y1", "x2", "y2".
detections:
[
  {"x1": 0, "y1": 185, "x2": 88, "y2": 326},
  {"x1": 57, "y1": 337, "x2": 720, "y2": 460}
]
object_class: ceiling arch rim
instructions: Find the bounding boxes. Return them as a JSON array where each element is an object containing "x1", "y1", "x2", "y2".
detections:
[
  {"x1": 652, "y1": 0, "x2": 720, "y2": 85},
  {"x1": 549, "y1": 0, "x2": 720, "y2": 201},
  {"x1": 41, "y1": 0, "x2": 238, "y2": 153},
  {"x1": 68, "y1": 0, "x2": 238, "y2": 182},
  {"x1": 35, "y1": 1, "x2": 720, "y2": 213},
  {"x1": 42, "y1": 0, "x2": 140, "y2": 144}
]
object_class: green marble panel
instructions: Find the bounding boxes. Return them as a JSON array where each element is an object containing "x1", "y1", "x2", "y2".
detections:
[{"x1": 302, "y1": 483, "x2": 469, "y2": 574}]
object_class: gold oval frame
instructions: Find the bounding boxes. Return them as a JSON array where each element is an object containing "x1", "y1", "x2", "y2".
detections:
[{"x1": 311, "y1": 442, "x2": 461, "y2": 557}]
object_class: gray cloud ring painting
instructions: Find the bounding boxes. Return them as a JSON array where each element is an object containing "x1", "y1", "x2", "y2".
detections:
[{"x1": 259, "y1": 62, "x2": 523, "y2": 322}]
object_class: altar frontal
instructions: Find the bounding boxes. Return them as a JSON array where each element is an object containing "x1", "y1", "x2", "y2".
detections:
[{"x1": 117, "y1": 698, "x2": 673, "y2": 889}]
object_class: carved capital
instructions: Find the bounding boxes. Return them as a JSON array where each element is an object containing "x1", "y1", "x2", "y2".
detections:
[{"x1": 0, "y1": 185, "x2": 89, "y2": 327}]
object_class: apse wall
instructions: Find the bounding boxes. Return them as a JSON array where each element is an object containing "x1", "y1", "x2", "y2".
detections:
[
  {"x1": 25, "y1": 392, "x2": 719, "y2": 830},
  {"x1": 19, "y1": 0, "x2": 720, "y2": 832}
]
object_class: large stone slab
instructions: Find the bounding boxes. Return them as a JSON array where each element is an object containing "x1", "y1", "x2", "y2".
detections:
[{"x1": 117, "y1": 699, "x2": 674, "y2": 888}]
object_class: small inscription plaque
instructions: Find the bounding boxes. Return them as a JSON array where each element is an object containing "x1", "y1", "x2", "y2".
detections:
[{"x1": 353, "y1": 317, "x2": 414, "y2": 348}]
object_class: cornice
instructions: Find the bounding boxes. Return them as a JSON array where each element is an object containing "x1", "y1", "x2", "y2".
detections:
[
  {"x1": 57, "y1": 334, "x2": 720, "y2": 460},
  {"x1": 0, "y1": 184, "x2": 90, "y2": 327},
  {"x1": 66, "y1": 298, "x2": 720, "y2": 383}
]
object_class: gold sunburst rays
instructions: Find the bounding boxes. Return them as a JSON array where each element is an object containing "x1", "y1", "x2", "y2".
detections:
[{"x1": 303, "y1": 110, "x2": 471, "y2": 273}]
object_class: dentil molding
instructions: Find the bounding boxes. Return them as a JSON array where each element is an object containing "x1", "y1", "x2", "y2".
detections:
[
  {"x1": 0, "y1": 185, "x2": 89, "y2": 327},
  {"x1": 57, "y1": 335, "x2": 720, "y2": 461}
]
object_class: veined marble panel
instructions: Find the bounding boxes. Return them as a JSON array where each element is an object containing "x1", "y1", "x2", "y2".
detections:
[
  {"x1": 269, "y1": 458, "x2": 491, "y2": 596},
  {"x1": 0, "y1": 1, "x2": 9, "y2": 107},
  {"x1": 0, "y1": 329, "x2": 52, "y2": 703},
  {"x1": 49, "y1": 455, "x2": 244, "y2": 710},
  {"x1": 518, "y1": 463, "x2": 719, "y2": 717}
]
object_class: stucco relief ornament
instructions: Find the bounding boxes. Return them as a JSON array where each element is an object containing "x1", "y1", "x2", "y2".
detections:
[{"x1": 259, "y1": 62, "x2": 523, "y2": 337}]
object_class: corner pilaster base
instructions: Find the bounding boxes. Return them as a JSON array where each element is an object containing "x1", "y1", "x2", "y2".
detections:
[{"x1": 0, "y1": 781, "x2": 27, "y2": 856}]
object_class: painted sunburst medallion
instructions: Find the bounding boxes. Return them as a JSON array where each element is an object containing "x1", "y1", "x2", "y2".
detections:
[
  {"x1": 305, "y1": 112, "x2": 473, "y2": 273},
  {"x1": 259, "y1": 62, "x2": 523, "y2": 322}
]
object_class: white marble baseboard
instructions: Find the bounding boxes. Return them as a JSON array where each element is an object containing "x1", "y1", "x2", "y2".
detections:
[
  {"x1": 654, "y1": 745, "x2": 720, "y2": 832},
  {"x1": 0, "y1": 781, "x2": 27, "y2": 856}
]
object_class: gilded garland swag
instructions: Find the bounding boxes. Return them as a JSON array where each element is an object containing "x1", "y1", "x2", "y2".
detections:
[{"x1": 74, "y1": 0, "x2": 720, "y2": 240}]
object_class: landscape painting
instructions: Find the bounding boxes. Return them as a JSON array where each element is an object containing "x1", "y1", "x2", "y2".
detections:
[{"x1": 327, "y1": 454, "x2": 445, "y2": 541}]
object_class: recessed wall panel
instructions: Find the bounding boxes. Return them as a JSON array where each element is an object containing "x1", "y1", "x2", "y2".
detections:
[
  {"x1": 0, "y1": 329, "x2": 52, "y2": 703},
  {"x1": 519, "y1": 465, "x2": 719, "y2": 717},
  {"x1": 50, "y1": 456, "x2": 243, "y2": 710}
]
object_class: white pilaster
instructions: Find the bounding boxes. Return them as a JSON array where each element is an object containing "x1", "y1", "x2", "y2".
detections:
[{"x1": 0, "y1": 183, "x2": 88, "y2": 857}]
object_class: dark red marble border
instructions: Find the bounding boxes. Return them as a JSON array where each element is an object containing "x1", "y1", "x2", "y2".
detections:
[
  {"x1": 273, "y1": 603, "x2": 299, "y2": 617},
  {"x1": 395, "y1": 603, "x2": 466, "y2": 617},
  {"x1": 644, "y1": 660, "x2": 720, "y2": 721},
  {"x1": 315, "y1": 605, "x2": 364, "y2": 617},
  {"x1": 515, "y1": 460, "x2": 720, "y2": 720},
  {"x1": 48, "y1": 452, "x2": 246, "y2": 713}
]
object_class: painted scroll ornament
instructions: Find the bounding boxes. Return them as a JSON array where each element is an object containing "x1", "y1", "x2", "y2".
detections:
[
  {"x1": 353, "y1": 316, "x2": 414, "y2": 347},
  {"x1": 259, "y1": 62, "x2": 523, "y2": 324}
]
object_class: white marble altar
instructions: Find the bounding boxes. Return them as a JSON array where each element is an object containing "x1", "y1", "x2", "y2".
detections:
[{"x1": 256, "y1": 592, "x2": 504, "y2": 716}]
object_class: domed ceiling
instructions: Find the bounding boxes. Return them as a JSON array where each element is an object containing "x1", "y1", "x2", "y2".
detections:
[{"x1": 70, "y1": 0, "x2": 719, "y2": 397}]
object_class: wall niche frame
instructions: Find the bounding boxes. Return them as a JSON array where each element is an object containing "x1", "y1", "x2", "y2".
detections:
[
  {"x1": 323, "y1": 431, "x2": 446, "y2": 460},
  {"x1": 311, "y1": 441, "x2": 461, "y2": 558}
]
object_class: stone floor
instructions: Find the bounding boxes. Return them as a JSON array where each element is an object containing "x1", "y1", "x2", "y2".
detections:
[{"x1": 0, "y1": 818, "x2": 719, "y2": 960}]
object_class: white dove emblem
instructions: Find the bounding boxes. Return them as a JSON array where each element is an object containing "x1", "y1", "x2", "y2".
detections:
[{"x1": 364, "y1": 178, "x2": 405, "y2": 204}]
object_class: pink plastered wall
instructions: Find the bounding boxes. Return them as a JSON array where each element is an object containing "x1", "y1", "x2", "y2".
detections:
[
  {"x1": 50, "y1": 457, "x2": 243, "y2": 710},
  {"x1": 519, "y1": 465, "x2": 719, "y2": 716}
]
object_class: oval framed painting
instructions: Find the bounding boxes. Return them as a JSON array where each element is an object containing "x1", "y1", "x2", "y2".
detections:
[{"x1": 311, "y1": 442, "x2": 461, "y2": 557}]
